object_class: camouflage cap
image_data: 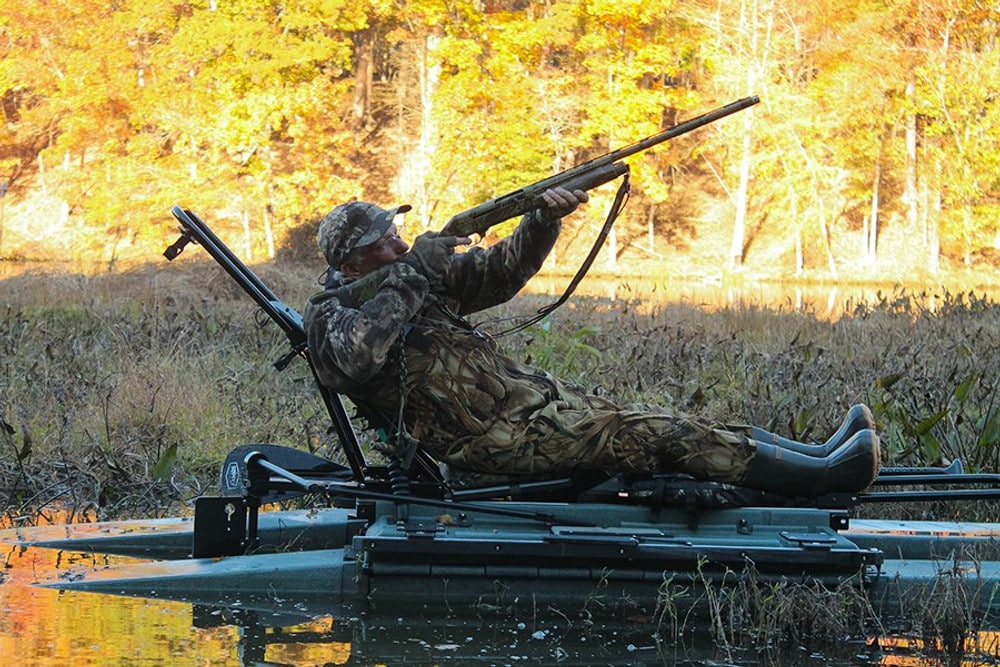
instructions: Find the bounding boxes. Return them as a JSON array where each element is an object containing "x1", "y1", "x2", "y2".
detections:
[{"x1": 317, "y1": 201, "x2": 412, "y2": 268}]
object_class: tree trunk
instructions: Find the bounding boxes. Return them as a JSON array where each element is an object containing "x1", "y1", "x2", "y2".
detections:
[
  {"x1": 728, "y1": 0, "x2": 762, "y2": 270},
  {"x1": 792, "y1": 196, "x2": 803, "y2": 275},
  {"x1": 729, "y1": 114, "x2": 752, "y2": 270},
  {"x1": 0, "y1": 186, "x2": 6, "y2": 259},
  {"x1": 263, "y1": 205, "x2": 275, "y2": 260},
  {"x1": 818, "y1": 200, "x2": 837, "y2": 278},
  {"x1": 904, "y1": 75, "x2": 919, "y2": 232},
  {"x1": 261, "y1": 148, "x2": 276, "y2": 259},
  {"x1": 240, "y1": 211, "x2": 252, "y2": 262},
  {"x1": 647, "y1": 205, "x2": 655, "y2": 252},
  {"x1": 962, "y1": 206, "x2": 972, "y2": 266},
  {"x1": 38, "y1": 153, "x2": 47, "y2": 194},
  {"x1": 351, "y1": 29, "x2": 374, "y2": 129},
  {"x1": 795, "y1": 230, "x2": 803, "y2": 276},
  {"x1": 928, "y1": 159, "x2": 941, "y2": 273},
  {"x1": 606, "y1": 226, "x2": 618, "y2": 272},
  {"x1": 396, "y1": 34, "x2": 440, "y2": 227},
  {"x1": 414, "y1": 34, "x2": 440, "y2": 227},
  {"x1": 867, "y1": 158, "x2": 880, "y2": 271}
]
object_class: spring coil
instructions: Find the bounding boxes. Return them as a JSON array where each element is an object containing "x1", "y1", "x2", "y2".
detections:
[{"x1": 387, "y1": 459, "x2": 412, "y2": 496}]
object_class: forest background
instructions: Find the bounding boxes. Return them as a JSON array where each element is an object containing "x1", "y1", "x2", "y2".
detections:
[{"x1": 1, "y1": 0, "x2": 1000, "y2": 286}]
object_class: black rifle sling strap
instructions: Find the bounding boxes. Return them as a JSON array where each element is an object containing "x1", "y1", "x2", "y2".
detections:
[{"x1": 498, "y1": 171, "x2": 631, "y2": 337}]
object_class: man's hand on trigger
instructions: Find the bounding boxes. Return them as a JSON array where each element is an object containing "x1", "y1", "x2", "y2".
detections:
[
  {"x1": 539, "y1": 186, "x2": 589, "y2": 222},
  {"x1": 400, "y1": 232, "x2": 471, "y2": 286}
]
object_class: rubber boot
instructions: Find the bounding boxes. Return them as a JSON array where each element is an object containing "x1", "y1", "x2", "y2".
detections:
[
  {"x1": 748, "y1": 404, "x2": 875, "y2": 458},
  {"x1": 739, "y1": 429, "x2": 881, "y2": 497}
]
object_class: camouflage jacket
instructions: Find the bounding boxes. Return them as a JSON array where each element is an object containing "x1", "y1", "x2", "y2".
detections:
[
  {"x1": 304, "y1": 211, "x2": 756, "y2": 479},
  {"x1": 303, "y1": 210, "x2": 561, "y2": 423}
]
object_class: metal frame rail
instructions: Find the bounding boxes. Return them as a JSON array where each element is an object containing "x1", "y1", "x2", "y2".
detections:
[{"x1": 165, "y1": 206, "x2": 376, "y2": 483}]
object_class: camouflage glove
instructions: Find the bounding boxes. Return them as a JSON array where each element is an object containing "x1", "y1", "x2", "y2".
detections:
[
  {"x1": 536, "y1": 187, "x2": 589, "y2": 224},
  {"x1": 400, "y1": 232, "x2": 461, "y2": 286}
]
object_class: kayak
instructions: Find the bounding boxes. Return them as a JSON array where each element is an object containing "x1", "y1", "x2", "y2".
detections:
[
  {"x1": 8, "y1": 207, "x2": 999, "y2": 625},
  {"x1": 7, "y1": 444, "x2": 1000, "y2": 624}
]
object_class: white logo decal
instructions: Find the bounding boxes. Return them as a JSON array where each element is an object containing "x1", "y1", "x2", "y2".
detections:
[{"x1": 224, "y1": 461, "x2": 242, "y2": 490}]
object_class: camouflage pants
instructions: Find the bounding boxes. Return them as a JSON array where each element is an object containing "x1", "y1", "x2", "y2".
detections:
[{"x1": 377, "y1": 327, "x2": 756, "y2": 482}]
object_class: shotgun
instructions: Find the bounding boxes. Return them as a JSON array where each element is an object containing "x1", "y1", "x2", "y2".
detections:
[{"x1": 331, "y1": 95, "x2": 759, "y2": 307}]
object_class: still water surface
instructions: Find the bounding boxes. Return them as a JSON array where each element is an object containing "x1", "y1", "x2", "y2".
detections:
[
  {"x1": 526, "y1": 276, "x2": 1000, "y2": 320},
  {"x1": 2, "y1": 534, "x2": 997, "y2": 666}
]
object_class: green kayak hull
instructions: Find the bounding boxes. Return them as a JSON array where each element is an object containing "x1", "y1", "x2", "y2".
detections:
[{"x1": 7, "y1": 501, "x2": 1000, "y2": 620}]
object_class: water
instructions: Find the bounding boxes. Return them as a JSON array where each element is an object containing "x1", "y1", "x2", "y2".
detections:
[
  {"x1": 526, "y1": 276, "x2": 1000, "y2": 320},
  {"x1": 4, "y1": 538, "x2": 998, "y2": 666}
]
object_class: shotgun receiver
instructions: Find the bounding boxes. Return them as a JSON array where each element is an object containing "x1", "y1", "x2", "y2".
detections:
[{"x1": 439, "y1": 95, "x2": 759, "y2": 238}]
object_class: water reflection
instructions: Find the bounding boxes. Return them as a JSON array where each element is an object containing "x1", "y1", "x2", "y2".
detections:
[
  {"x1": 1, "y1": 546, "x2": 227, "y2": 665},
  {"x1": 200, "y1": 604, "x2": 704, "y2": 666},
  {"x1": 877, "y1": 634, "x2": 1000, "y2": 667},
  {"x1": 5, "y1": 541, "x2": 1000, "y2": 666},
  {"x1": 525, "y1": 277, "x2": 1000, "y2": 320}
]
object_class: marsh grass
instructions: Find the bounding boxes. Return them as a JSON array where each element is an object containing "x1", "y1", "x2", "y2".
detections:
[
  {"x1": 1, "y1": 261, "x2": 334, "y2": 520},
  {"x1": 635, "y1": 560, "x2": 879, "y2": 663},
  {"x1": 2, "y1": 262, "x2": 1000, "y2": 525},
  {"x1": 863, "y1": 570, "x2": 1000, "y2": 667},
  {"x1": 640, "y1": 558, "x2": 1000, "y2": 665}
]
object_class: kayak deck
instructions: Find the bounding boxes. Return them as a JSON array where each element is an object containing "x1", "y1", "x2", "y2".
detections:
[
  {"x1": 5, "y1": 498, "x2": 1000, "y2": 622},
  {"x1": 7, "y1": 446, "x2": 1000, "y2": 620},
  {"x1": 4, "y1": 507, "x2": 362, "y2": 560}
]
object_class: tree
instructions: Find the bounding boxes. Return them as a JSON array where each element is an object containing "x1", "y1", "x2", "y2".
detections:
[
  {"x1": 4, "y1": 0, "x2": 999, "y2": 275},
  {"x1": 912, "y1": 2, "x2": 1000, "y2": 267}
]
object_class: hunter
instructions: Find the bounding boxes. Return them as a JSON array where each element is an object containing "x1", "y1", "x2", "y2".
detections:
[{"x1": 303, "y1": 188, "x2": 880, "y2": 497}]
